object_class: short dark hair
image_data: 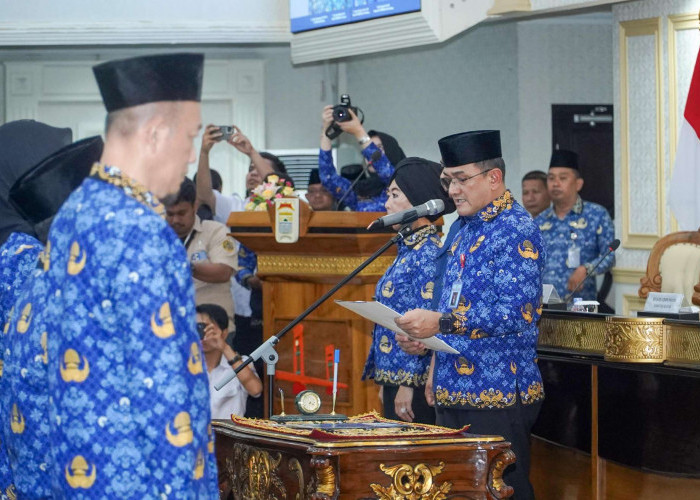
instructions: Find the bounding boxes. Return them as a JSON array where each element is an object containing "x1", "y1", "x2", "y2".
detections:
[
  {"x1": 475, "y1": 157, "x2": 505, "y2": 176},
  {"x1": 195, "y1": 303, "x2": 229, "y2": 331},
  {"x1": 260, "y1": 152, "x2": 287, "y2": 174},
  {"x1": 193, "y1": 169, "x2": 223, "y2": 192},
  {"x1": 522, "y1": 170, "x2": 548, "y2": 184},
  {"x1": 165, "y1": 177, "x2": 196, "y2": 206}
]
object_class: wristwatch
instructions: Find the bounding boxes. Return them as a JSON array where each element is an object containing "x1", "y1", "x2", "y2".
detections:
[{"x1": 439, "y1": 313, "x2": 453, "y2": 334}]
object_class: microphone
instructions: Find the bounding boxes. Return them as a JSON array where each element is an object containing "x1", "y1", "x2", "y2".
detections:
[
  {"x1": 564, "y1": 238, "x2": 620, "y2": 303},
  {"x1": 336, "y1": 150, "x2": 383, "y2": 210},
  {"x1": 369, "y1": 199, "x2": 445, "y2": 230}
]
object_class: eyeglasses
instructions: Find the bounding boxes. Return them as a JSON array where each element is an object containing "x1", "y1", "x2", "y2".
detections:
[{"x1": 440, "y1": 168, "x2": 494, "y2": 191}]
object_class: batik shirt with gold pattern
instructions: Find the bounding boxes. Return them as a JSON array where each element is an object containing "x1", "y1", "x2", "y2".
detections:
[
  {"x1": 0, "y1": 232, "x2": 43, "y2": 498},
  {"x1": 362, "y1": 226, "x2": 441, "y2": 387},
  {"x1": 535, "y1": 196, "x2": 615, "y2": 301},
  {"x1": 434, "y1": 191, "x2": 545, "y2": 410},
  {"x1": 2, "y1": 164, "x2": 218, "y2": 499}
]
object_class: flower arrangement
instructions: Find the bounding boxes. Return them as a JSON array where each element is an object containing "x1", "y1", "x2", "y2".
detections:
[{"x1": 244, "y1": 174, "x2": 296, "y2": 211}]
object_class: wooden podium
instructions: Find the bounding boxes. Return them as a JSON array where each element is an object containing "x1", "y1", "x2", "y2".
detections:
[{"x1": 227, "y1": 208, "x2": 397, "y2": 417}]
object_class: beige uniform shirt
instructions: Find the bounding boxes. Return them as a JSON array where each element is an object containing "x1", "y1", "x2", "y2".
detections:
[{"x1": 186, "y1": 215, "x2": 238, "y2": 322}]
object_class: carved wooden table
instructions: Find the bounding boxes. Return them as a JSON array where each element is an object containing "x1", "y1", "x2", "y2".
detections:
[{"x1": 213, "y1": 412, "x2": 514, "y2": 499}]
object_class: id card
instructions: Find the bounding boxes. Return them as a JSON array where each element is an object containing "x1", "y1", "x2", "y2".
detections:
[
  {"x1": 566, "y1": 246, "x2": 580, "y2": 268},
  {"x1": 191, "y1": 250, "x2": 207, "y2": 262},
  {"x1": 448, "y1": 280, "x2": 463, "y2": 309}
]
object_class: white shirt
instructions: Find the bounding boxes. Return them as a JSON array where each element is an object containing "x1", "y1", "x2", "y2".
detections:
[{"x1": 208, "y1": 355, "x2": 260, "y2": 419}]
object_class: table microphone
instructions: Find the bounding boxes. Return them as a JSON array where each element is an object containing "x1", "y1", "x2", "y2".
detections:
[
  {"x1": 564, "y1": 238, "x2": 620, "y2": 303},
  {"x1": 336, "y1": 150, "x2": 383, "y2": 210},
  {"x1": 368, "y1": 199, "x2": 445, "y2": 230}
]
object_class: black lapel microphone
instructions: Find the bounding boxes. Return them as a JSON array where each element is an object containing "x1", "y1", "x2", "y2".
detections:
[
  {"x1": 564, "y1": 238, "x2": 620, "y2": 303},
  {"x1": 336, "y1": 150, "x2": 383, "y2": 210}
]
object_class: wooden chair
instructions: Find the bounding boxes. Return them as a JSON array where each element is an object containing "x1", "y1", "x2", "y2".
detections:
[{"x1": 639, "y1": 229, "x2": 700, "y2": 305}]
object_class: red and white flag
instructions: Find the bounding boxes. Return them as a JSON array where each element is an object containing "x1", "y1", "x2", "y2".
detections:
[{"x1": 669, "y1": 48, "x2": 700, "y2": 230}]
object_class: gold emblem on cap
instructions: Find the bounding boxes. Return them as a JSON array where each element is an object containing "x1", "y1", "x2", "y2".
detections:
[
  {"x1": 10, "y1": 404, "x2": 25, "y2": 434},
  {"x1": 166, "y1": 411, "x2": 194, "y2": 447},
  {"x1": 151, "y1": 302, "x2": 175, "y2": 339},
  {"x1": 517, "y1": 240, "x2": 539, "y2": 260},
  {"x1": 17, "y1": 303, "x2": 32, "y2": 334},
  {"x1": 60, "y1": 349, "x2": 90, "y2": 383},
  {"x1": 187, "y1": 342, "x2": 203, "y2": 375},
  {"x1": 67, "y1": 241, "x2": 87, "y2": 275},
  {"x1": 65, "y1": 455, "x2": 96, "y2": 489}
]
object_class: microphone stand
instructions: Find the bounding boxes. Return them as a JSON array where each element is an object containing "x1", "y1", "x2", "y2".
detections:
[{"x1": 214, "y1": 223, "x2": 419, "y2": 418}]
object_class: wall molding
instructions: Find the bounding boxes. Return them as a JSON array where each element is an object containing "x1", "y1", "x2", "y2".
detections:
[
  {"x1": 619, "y1": 17, "x2": 664, "y2": 249},
  {"x1": 667, "y1": 13, "x2": 699, "y2": 233},
  {"x1": 0, "y1": 21, "x2": 291, "y2": 46},
  {"x1": 622, "y1": 293, "x2": 646, "y2": 316},
  {"x1": 612, "y1": 267, "x2": 646, "y2": 285}
]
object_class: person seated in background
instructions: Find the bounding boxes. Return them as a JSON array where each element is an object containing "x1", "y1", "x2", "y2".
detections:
[
  {"x1": 195, "y1": 124, "x2": 287, "y2": 225},
  {"x1": 165, "y1": 177, "x2": 238, "y2": 324},
  {"x1": 536, "y1": 149, "x2": 615, "y2": 301},
  {"x1": 318, "y1": 105, "x2": 405, "y2": 211},
  {"x1": 196, "y1": 303, "x2": 262, "y2": 419},
  {"x1": 521, "y1": 170, "x2": 550, "y2": 218},
  {"x1": 305, "y1": 168, "x2": 336, "y2": 210}
]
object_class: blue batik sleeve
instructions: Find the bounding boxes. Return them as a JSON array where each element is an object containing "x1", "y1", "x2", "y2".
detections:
[
  {"x1": 361, "y1": 142, "x2": 394, "y2": 183},
  {"x1": 235, "y1": 244, "x2": 257, "y2": 285},
  {"x1": 586, "y1": 208, "x2": 615, "y2": 275},
  {"x1": 318, "y1": 148, "x2": 357, "y2": 207}
]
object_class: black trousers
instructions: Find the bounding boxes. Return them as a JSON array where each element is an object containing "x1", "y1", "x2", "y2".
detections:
[
  {"x1": 381, "y1": 384, "x2": 436, "y2": 425},
  {"x1": 436, "y1": 399, "x2": 542, "y2": 500}
]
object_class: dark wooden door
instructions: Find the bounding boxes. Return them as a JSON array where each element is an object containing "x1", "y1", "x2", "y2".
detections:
[{"x1": 552, "y1": 104, "x2": 614, "y2": 219}]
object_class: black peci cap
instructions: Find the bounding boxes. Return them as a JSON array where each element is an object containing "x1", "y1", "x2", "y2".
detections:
[
  {"x1": 93, "y1": 53, "x2": 204, "y2": 112},
  {"x1": 10, "y1": 136, "x2": 104, "y2": 224},
  {"x1": 549, "y1": 149, "x2": 579, "y2": 170},
  {"x1": 438, "y1": 130, "x2": 501, "y2": 168},
  {"x1": 307, "y1": 168, "x2": 321, "y2": 185}
]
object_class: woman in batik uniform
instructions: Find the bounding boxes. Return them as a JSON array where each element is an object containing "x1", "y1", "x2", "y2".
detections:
[{"x1": 362, "y1": 157, "x2": 454, "y2": 424}]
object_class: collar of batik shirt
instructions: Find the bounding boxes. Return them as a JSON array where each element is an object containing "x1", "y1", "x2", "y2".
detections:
[
  {"x1": 477, "y1": 189, "x2": 515, "y2": 222},
  {"x1": 89, "y1": 162, "x2": 165, "y2": 218}
]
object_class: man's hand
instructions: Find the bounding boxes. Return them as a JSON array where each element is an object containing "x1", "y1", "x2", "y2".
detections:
[
  {"x1": 337, "y1": 108, "x2": 367, "y2": 140},
  {"x1": 321, "y1": 105, "x2": 334, "y2": 130},
  {"x1": 394, "y1": 309, "x2": 441, "y2": 339},
  {"x1": 228, "y1": 126, "x2": 255, "y2": 156},
  {"x1": 425, "y1": 353, "x2": 436, "y2": 407},
  {"x1": 394, "y1": 386, "x2": 415, "y2": 423},
  {"x1": 201, "y1": 124, "x2": 222, "y2": 154},
  {"x1": 567, "y1": 265, "x2": 587, "y2": 292},
  {"x1": 395, "y1": 333, "x2": 428, "y2": 355},
  {"x1": 200, "y1": 324, "x2": 226, "y2": 353}
]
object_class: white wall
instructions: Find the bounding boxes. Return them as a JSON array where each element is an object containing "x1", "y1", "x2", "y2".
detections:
[
  {"x1": 517, "y1": 20, "x2": 614, "y2": 179},
  {"x1": 344, "y1": 22, "x2": 520, "y2": 181}
]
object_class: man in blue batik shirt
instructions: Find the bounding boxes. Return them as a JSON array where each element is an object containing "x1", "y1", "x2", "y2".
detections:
[
  {"x1": 3, "y1": 54, "x2": 218, "y2": 499},
  {"x1": 535, "y1": 150, "x2": 615, "y2": 301},
  {"x1": 396, "y1": 130, "x2": 544, "y2": 500},
  {"x1": 318, "y1": 105, "x2": 405, "y2": 212}
]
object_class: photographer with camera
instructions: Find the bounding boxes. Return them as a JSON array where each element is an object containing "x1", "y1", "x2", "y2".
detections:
[
  {"x1": 196, "y1": 303, "x2": 262, "y2": 418},
  {"x1": 319, "y1": 97, "x2": 405, "y2": 211}
]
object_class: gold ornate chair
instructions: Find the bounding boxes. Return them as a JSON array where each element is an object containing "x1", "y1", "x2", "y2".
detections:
[{"x1": 639, "y1": 229, "x2": 700, "y2": 305}]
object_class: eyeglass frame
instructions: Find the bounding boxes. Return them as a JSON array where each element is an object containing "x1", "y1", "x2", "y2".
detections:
[{"x1": 439, "y1": 167, "x2": 495, "y2": 191}]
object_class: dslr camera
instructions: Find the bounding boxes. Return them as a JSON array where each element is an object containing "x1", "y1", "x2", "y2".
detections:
[
  {"x1": 325, "y1": 94, "x2": 364, "y2": 140},
  {"x1": 218, "y1": 125, "x2": 234, "y2": 141}
]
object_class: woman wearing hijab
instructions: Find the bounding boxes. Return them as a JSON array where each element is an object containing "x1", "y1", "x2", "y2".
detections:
[
  {"x1": 361, "y1": 157, "x2": 455, "y2": 424},
  {"x1": 318, "y1": 105, "x2": 405, "y2": 211}
]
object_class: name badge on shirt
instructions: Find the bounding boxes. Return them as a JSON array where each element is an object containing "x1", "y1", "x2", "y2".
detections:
[
  {"x1": 191, "y1": 250, "x2": 207, "y2": 262},
  {"x1": 566, "y1": 246, "x2": 580, "y2": 269},
  {"x1": 448, "y1": 280, "x2": 463, "y2": 309}
]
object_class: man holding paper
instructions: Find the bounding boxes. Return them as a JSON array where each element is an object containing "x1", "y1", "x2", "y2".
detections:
[{"x1": 395, "y1": 130, "x2": 544, "y2": 500}]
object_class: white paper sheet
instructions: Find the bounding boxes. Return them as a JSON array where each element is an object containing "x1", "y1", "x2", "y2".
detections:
[{"x1": 335, "y1": 300, "x2": 459, "y2": 355}]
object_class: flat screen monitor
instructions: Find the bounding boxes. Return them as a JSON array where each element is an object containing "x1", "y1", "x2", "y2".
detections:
[{"x1": 290, "y1": 0, "x2": 421, "y2": 34}]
